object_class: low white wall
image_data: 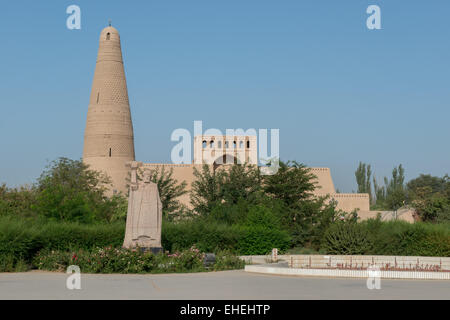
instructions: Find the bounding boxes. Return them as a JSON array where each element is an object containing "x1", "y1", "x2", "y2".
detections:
[
  {"x1": 241, "y1": 254, "x2": 450, "y2": 271},
  {"x1": 245, "y1": 265, "x2": 450, "y2": 280}
]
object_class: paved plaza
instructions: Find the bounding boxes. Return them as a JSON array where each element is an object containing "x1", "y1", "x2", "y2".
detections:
[{"x1": 0, "y1": 270, "x2": 449, "y2": 300}]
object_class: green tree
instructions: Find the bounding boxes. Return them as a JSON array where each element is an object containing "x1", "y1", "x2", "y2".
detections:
[
  {"x1": 372, "y1": 176, "x2": 386, "y2": 207},
  {"x1": 282, "y1": 197, "x2": 350, "y2": 249},
  {"x1": 138, "y1": 166, "x2": 188, "y2": 219},
  {"x1": 0, "y1": 184, "x2": 37, "y2": 218},
  {"x1": 33, "y1": 158, "x2": 118, "y2": 223},
  {"x1": 109, "y1": 194, "x2": 129, "y2": 222},
  {"x1": 408, "y1": 174, "x2": 450, "y2": 223},
  {"x1": 371, "y1": 164, "x2": 407, "y2": 211},
  {"x1": 190, "y1": 163, "x2": 263, "y2": 216},
  {"x1": 191, "y1": 160, "x2": 353, "y2": 250},
  {"x1": 384, "y1": 165, "x2": 407, "y2": 214},
  {"x1": 385, "y1": 188, "x2": 406, "y2": 215},
  {"x1": 263, "y1": 160, "x2": 316, "y2": 209},
  {"x1": 355, "y1": 162, "x2": 372, "y2": 203},
  {"x1": 220, "y1": 163, "x2": 263, "y2": 205},
  {"x1": 445, "y1": 175, "x2": 450, "y2": 199},
  {"x1": 263, "y1": 161, "x2": 341, "y2": 249},
  {"x1": 385, "y1": 164, "x2": 405, "y2": 194},
  {"x1": 407, "y1": 174, "x2": 449, "y2": 199},
  {"x1": 190, "y1": 164, "x2": 225, "y2": 216},
  {"x1": 413, "y1": 193, "x2": 450, "y2": 222}
]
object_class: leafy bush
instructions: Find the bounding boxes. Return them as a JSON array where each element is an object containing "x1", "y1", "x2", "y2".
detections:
[
  {"x1": 162, "y1": 205, "x2": 291, "y2": 256},
  {"x1": 323, "y1": 219, "x2": 450, "y2": 257},
  {"x1": 162, "y1": 206, "x2": 291, "y2": 256},
  {"x1": 36, "y1": 220, "x2": 125, "y2": 251},
  {"x1": 32, "y1": 158, "x2": 126, "y2": 223},
  {"x1": 33, "y1": 247, "x2": 204, "y2": 273},
  {"x1": 284, "y1": 197, "x2": 346, "y2": 249},
  {"x1": 162, "y1": 219, "x2": 241, "y2": 253},
  {"x1": 0, "y1": 254, "x2": 29, "y2": 272},
  {"x1": 0, "y1": 217, "x2": 42, "y2": 261},
  {"x1": 244, "y1": 205, "x2": 281, "y2": 228},
  {"x1": 414, "y1": 195, "x2": 450, "y2": 223},
  {"x1": 237, "y1": 225, "x2": 290, "y2": 255},
  {"x1": 237, "y1": 205, "x2": 290, "y2": 255},
  {"x1": 322, "y1": 222, "x2": 373, "y2": 255},
  {"x1": 208, "y1": 200, "x2": 250, "y2": 225},
  {"x1": 0, "y1": 184, "x2": 37, "y2": 218},
  {"x1": 213, "y1": 250, "x2": 246, "y2": 270},
  {"x1": 366, "y1": 220, "x2": 450, "y2": 257}
]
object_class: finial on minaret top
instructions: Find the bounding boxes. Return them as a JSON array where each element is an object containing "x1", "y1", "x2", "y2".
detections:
[{"x1": 108, "y1": 19, "x2": 112, "y2": 27}]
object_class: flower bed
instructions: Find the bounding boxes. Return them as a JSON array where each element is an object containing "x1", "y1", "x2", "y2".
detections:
[{"x1": 33, "y1": 246, "x2": 245, "y2": 274}]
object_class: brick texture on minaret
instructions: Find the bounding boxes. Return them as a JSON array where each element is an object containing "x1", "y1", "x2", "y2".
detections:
[{"x1": 83, "y1": 26, "x2": 135, "y2": 194}]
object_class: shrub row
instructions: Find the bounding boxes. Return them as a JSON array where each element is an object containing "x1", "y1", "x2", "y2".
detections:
[
  {"x1": 0, "y1": 216, "x2": 287, "y2": 271},
  {"x1": 0, "y1": 216, "x2": 125, "y2": 270},
  {"x1": 322, "y1": 220, "x2": 450, "y2": 257},
  {"x1": 0, "y1": 216, "x2": 287, "y2": 265},
  {"x1": 162, "y1": 219, "x2": 290, "y2": 255},
  {"x1": 162, "y1": 219, "x2": 240, "y2": 253},
  {"x1": 1, "y1": 216, "x2": 449, "y2": 272}
]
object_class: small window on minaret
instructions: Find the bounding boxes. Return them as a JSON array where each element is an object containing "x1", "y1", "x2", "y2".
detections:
[
  {"x1": 97, "y1": 92, "x2": 100, "y2": 103},
  {"x1": 109, "y1": 148, "x2": 112, "y2": 157},
  {"x1": 106, "y1": 33, "x2": 110, "y2": 40}
]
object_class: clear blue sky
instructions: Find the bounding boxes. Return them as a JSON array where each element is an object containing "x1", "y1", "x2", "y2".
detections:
[{"x1": 0, "y1": 0, "x2": 449, "y2": 192}]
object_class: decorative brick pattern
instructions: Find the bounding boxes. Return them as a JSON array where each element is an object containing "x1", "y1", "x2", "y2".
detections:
[{"x1": 83, "y1": 26, "x2": 135, "y2": 194}]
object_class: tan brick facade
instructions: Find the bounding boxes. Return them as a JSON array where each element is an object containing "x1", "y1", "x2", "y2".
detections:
[{"x1": 83, "y1": 26, "x2": 135, "y2": 194}]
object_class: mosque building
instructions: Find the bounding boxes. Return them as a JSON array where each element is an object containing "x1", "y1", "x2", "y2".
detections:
[{"x1": 83, "y1": 25, "x2": 380, "y2": 219}]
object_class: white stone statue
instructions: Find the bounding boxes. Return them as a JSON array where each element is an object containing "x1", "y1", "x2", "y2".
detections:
[{"x1": 123, "y1": 161, "x2": 163, "y2": 252}]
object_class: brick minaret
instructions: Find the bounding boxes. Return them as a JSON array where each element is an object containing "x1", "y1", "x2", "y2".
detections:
[{"x1": 83, "y1": 26, "x2": 135, "y2": 194}]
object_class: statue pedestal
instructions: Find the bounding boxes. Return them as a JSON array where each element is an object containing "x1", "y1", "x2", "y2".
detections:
[{"x1": 139, "y1": 247, "x2": 164, "y2": 255}]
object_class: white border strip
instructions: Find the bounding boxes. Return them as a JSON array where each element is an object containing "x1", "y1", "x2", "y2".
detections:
[{"x1": 245, "y1": 265, "x2": 450, "y2": 280}]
